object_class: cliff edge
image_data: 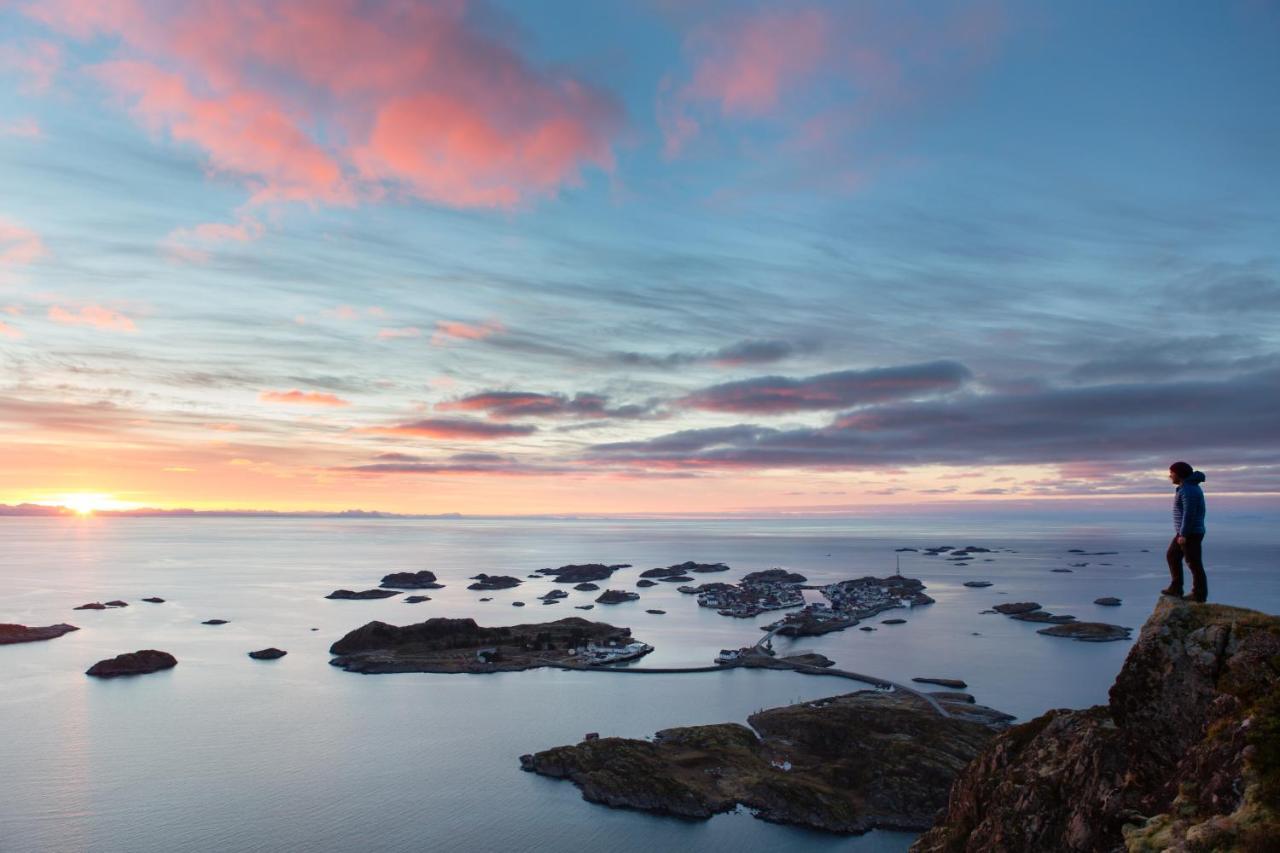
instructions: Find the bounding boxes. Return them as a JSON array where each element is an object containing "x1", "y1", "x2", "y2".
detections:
[{"x1": 912, "y1": 598, "x2": 1280, "y2": 853}]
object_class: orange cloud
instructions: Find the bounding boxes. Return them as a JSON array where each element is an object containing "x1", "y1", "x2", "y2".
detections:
[
  {"x1": 28, "y1": 1, "x2": 620, "y2": 210},
  {"x1": 0, "y1": 319, "x2": 22, "y2": 339},
  {"x1": 259, "y1": 389, "x2": 349, "y2": 407},
  {"x1": 431, "y1": 319, "x2": 504, "y2": 346},
  {"x1": 48, "y1": 304, "x2": 137, "y2": 332},
  {"x1": 0, "y1": 218, "x2": 46, "y2": 267}
]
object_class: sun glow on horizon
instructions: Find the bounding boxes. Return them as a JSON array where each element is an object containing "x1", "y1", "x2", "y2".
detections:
[{"x1": 44, "y1": 493, "x2": 140, "y2": 516}]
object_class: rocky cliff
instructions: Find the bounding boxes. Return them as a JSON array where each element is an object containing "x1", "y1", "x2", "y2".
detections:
[{"x1": 912, "y1": 598, "x2": 1280, "y2": 853}]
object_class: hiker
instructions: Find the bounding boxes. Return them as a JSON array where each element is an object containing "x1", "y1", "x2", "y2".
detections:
[{"x1": 1162, "y1": 461, "x2": 1207, "y2": 602}]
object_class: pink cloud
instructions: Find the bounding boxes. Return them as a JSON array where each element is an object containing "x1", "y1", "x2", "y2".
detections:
[
  {"x1": 660, "y1": 8, "x2": 827, "y2": 157},
  {"x1": 377, "y1": 326, "x2": 420, "y2": 340},
  {"x1": 47, "y1": 304, "x2": 137, "y2": 332},
  {"x1": 26, "y1": 1, "x2": 620, "y2": 210},
  {"x1": 0, "y1": 218, "x2": 46, "y2": 267},
  {"x1": 259, "y1": 389, "x2": 349, "y2": 407},
  {"x1": 0, "y1": 40, "x2": 61, "y2": 93},
  {"x1": 431, "y1": 319, "x2": 504, "y2": 346},
  {"x1": 0, "y1": 319, "x2": 22, "y2": 339},
  {"x1": 0, "y1": 118, "x2": 43, "y2": 139},
  {"x1": 658, "y1": 3, "x2": 1006, "y2": 162}
]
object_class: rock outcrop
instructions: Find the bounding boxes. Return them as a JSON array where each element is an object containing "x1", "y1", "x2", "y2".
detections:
[
  {"x1": 86, "y1": 649, "x2": 177, "y2": 678},
  {"x1": 912, "y1": 599, "x2": 1280, "y2": 852},
  {"x1": 0, "y1": 623, "x2": 79, "y2": 644},
  {"x1": 248, "y1": 647, "x2": 287, "y2": 660},
  {"x1": 521, "y1": 690, "x2": 1009, "y2": 833}
]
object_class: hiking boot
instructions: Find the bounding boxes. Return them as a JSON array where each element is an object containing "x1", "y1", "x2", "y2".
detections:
[
  {"x1": 1160, "y1": 586, "x2": 1184, "y2": 597},
  {"x1": 1188, "y1": 590, "x2": 1207, "y2": 603}
]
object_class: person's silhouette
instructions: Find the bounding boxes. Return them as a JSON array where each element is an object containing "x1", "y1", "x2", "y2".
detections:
[{"x1": 1162, "y1": 461, "x2": 1207, "y2": 602}]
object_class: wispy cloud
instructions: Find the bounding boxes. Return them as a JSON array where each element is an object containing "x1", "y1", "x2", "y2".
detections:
[
  {"x1": 0, "y1": 117, "x2": 42, "y2": 138},
  {"x1": 0, "y1": 218, "x2": 46, "y2": 267},
  {"x1": 680, "y1": 361, "x2": 972, "y2": 414},
  {"x1": 365, "y1": 417, "x2": 537, "y2": 440},
  {"x1": 436, "y1": 390, "x2": 654, "y2": 420}
]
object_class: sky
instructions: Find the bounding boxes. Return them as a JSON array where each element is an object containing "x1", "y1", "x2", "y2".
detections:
[{"x1": 1, "y1": 0, "x2": 1278, "y2": 515}]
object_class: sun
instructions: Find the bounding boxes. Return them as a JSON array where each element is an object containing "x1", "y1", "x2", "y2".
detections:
[{"x1": 53, "y1": 493, "x2": 137, "y2": 516}]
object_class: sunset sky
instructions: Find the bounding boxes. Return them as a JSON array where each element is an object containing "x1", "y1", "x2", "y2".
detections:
[{"x1": 1, "y1": 0, "x2": 1278, "y2": 515}]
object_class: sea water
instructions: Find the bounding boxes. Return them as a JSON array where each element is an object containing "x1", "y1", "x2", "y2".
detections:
[{"x1": 2, "y1": 513, "x2": 1277, "y2": 852}]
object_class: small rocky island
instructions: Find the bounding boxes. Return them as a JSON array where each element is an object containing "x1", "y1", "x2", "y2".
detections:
[
  {"x1": 86, "y1": 649, "x2": 177, "y2": 678},
  {"x1": 913, "y1": 598, "x2": 1279, "y2": 852},
  {"x1": 0, "y1": 623, "x2": 79, "y2": 644},
  {"x1": 467, "y1": 574, "x2": 522, "y2": 590},
  {"x1": 521, "y1": 689, "x2": 1011, "y2": 833},
  {"x1": 328, "y1": 616, "x2": 651, "y2": 673},
  {"x1": 595, "y1": 589, "x2": 640, "y2": 605},
  {"x1": 326, "y1": 588, "x2": 400, "y2": 600},
  {"x1": 379, "y1": 570, "x2": 444, "y2": 589},
  {"x1": 538, "y1": 563, "x2": 631, "y2": 583}
]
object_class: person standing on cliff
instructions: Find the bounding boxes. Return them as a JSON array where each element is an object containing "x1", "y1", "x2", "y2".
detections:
[{"x1": 1162, "y1": 461, "x2": 1208, "y2": 602}]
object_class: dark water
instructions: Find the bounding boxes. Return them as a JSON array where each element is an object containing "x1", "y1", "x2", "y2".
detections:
[{"x1": 2, "y1": 515, "x2": 1276, "y2": 852}]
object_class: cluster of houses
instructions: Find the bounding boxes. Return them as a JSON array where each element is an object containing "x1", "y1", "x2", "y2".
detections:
[
  {"x1": 695, "y1": 579, "x2": 805, "y2": 618},
  {"x1": 766, "y1": 575, "x2": 933, "y2": 633}
]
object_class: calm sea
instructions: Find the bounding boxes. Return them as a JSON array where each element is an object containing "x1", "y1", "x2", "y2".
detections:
[{"x1": 2, "y1": 513, "x2": 1277, "y2": 853}]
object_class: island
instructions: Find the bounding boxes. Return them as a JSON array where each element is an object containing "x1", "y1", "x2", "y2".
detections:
[
  {"x1": 695, "y1": 573, "x2": 805, "y2": 618},
  {"x1": 520, "y1": 688, "x2": 1011, "y2": 834},
  {"x1": 769, "y1": 575, "x2": 933, "y2": 637},
  {"x1": 467, "y1": 574, "x2": 522, "y2": 590},
  {"x1": 538, "y1": 563, "x2": 630, "y2": 584},
  {"x1": 328, "y1": 616, "x2": 650, "y2": 673},
  {"x1": 379, "y1": 570, "x2": 444, "y2": 589},
  {"x1": 595, "y1": 589, "x2": 640, "y2": 605},
  {"x1": 86, "y1": 649, "x2": 177, "y2": 678},
  {"x1": 325, "y1": 588, "x2": 400, "y2": 600},
  {"x1": 0, "y1": 623, "x2": 79, "y2": 645}
]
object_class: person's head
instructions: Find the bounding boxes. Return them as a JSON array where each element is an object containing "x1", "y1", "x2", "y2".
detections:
[{"x1": 1169, "y1": 461, "x2": 1193, "y2": 485}]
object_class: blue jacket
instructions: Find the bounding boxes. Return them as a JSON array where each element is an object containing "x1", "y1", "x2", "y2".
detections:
[{"x1": 1173, "y1": 471, "x2": 1207, "y2": 535}]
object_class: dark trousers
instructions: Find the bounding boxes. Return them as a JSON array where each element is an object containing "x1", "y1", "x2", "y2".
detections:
[{"x1": 1166, "y1": 533, "x2": 1207, "y2": 599}]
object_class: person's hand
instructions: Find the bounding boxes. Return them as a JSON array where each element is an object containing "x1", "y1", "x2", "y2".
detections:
[{"x1": 1177, "y1": 536, "x2": 1186, "y2": 545}]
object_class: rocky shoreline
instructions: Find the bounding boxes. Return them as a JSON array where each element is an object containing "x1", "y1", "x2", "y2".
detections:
[
  {"x1": 520, "y1": 689, "x2": 1011, "y2": 833},
  {"x1": 328, "y1": 616, "x2": 647, "y2": 673}
]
